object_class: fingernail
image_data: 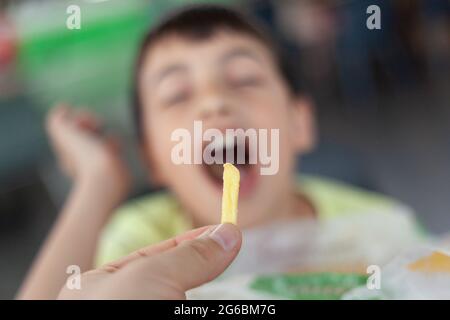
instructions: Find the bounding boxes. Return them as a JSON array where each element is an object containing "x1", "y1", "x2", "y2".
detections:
[
  {"x1": 208, "y1": 224, "x2": 239, "y2": 252},
  {"x1": 197, "y1": 225, "x2": 216, "y2": 238}
]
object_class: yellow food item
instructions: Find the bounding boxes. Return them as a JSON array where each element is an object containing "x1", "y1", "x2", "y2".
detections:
[
  {"x1": 408, "y1": 251, "x2": 450, "y2": 273},
  {"x1": 221, "y1": 163, "x2": 240, "y2": 225}
]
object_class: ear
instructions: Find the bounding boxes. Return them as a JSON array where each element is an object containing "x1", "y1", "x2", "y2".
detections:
[
  {"x1": 139, "y1": 142, "x2": 167, "y2": 187},
  {"x1": 289, "y1": 95, "x2": 317, "y2": 154}
]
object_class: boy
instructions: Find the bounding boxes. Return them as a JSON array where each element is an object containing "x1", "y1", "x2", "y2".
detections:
[
  {"x1": 95, "y1": 4, "x2": 422, "y2": 267},
  {"x1": 20, "y1": 4, "x2": 422, "y2": 299}
]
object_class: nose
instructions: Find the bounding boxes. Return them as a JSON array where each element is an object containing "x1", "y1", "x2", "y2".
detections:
[{"x1": 197, "y1": 94, "x2": 231, "y2": 121}]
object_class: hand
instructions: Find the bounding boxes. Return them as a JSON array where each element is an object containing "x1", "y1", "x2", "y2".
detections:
[
  {"x1": 57, "y1": 224, "x2": 242, "y2": 299},
  {"x1": 46, "y1": 104, "x2": 130, "y2": 202}
]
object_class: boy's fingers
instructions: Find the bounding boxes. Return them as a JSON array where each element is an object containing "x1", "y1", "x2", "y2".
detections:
[
  {"x1": 74, "y1": 109, "x2": 101, "y2": 132},
  {"x1": 46, "y1": 104, "x2": 70, "y2": 132},
  {"x1": 104, "y1": 135, "x2": 123, "y2": 154},
  {"x1": 102, "y1": 225, "x2": 212, "y2": 271},
  {"x1": 145, "y1": 223, "x2": 241, "y2": 291}
]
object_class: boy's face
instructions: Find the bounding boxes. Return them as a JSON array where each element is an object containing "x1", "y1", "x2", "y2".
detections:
[{"x1": 139, "y1": 30, "x2": 315, "y2": 227}]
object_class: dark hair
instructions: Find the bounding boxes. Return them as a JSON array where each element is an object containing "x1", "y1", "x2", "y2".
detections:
[{"x1": 132, "y1": 4, "x2": 300, "y2": 141}]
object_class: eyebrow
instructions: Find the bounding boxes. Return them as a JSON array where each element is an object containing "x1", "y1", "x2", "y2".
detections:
[
  {"x1": 219, "y1": 47, "x2": 262, "y2": 65},
  {"x1": 154, "y1": 64, "x2": 188, "y2": 86}
]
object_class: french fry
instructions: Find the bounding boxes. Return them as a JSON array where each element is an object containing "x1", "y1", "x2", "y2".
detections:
[{"x1": 221, "y1": 163, "x2": 240, "y2": 225}]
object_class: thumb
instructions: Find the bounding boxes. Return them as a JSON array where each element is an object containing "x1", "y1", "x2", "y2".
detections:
[{"x1": 145, "y1": 223, "x2": 241, "y2": 292}]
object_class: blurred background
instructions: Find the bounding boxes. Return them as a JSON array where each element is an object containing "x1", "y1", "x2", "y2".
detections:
[{"x1": 0, "y1": 0, "x2": 449, "y2": 299}]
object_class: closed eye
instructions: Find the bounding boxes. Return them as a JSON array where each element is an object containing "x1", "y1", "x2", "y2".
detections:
[
  {"x1": 229, "y1": 75, "x2": 263, "y2": 88},
  {"x1": 163, "y1": 89, "x2": 191, "y2": 107}
]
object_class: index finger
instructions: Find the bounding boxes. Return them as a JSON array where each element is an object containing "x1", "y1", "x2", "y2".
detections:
[{"x1": 101, "y1": 225, "x2": 214, "y2": 272}]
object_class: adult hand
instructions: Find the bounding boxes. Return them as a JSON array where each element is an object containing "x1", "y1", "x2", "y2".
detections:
[{"x1": 58, "y1": 224, "x2": 242, "y2": 299}]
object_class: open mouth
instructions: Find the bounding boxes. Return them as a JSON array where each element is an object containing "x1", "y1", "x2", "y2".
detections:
[{"x1": 201, "y1": 137, "x2": 259, "y2": 197}]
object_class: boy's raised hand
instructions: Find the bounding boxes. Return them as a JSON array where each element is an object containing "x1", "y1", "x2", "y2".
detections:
[
  {"x1": 46, "y1": 104, "x2": 130, "y2": 204},
  {"x1": 57, "y1": 224, "x2": 242, "y2": 299},
  {"x1": 18, "y1": 105, "x2": 132, "y2": 300}
]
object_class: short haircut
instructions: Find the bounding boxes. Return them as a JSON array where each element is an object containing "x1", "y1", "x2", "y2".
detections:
[{"x1": 132, "y1": 4, "x2": 300, "y2": 141}]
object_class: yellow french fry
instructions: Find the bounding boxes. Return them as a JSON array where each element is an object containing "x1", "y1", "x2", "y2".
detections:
[{"x1": 221, "y1": 163, "x2": 240, "y2": 225}]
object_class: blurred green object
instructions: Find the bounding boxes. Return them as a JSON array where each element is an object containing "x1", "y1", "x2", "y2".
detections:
[
  {"x1": 16, "y1": 0, "x2": 152, "y2": 119},
  {"x1": 15, "y1": 0, "x2": 234, "y2": 122},
  {"x1": 250, "y1": 273, "x2": 369, "y2": 300}
]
